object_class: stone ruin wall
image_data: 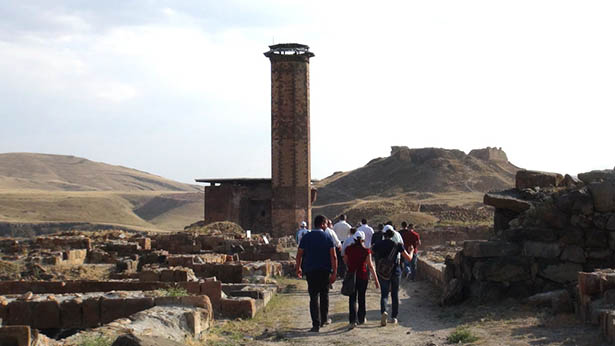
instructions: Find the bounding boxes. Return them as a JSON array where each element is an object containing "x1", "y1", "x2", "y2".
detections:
[{"x1": 442, "y1": 168, "x2": 615, "y2": 305}]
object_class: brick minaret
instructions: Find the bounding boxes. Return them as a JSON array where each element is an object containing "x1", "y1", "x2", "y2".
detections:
[{"x1": 264, "y1": 43, "x2": 314, "y2": 237}]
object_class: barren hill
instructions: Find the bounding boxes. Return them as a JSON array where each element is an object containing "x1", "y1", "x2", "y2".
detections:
[
  {"x1": 0, "y1": 153, "x2": 199, "y2": 192},
  {"x1": 0, "y1": 153, "x2": 203, "y2": 234},
  {"x1": 313, "y1": 147, "x2": 520, "y2": 226}
]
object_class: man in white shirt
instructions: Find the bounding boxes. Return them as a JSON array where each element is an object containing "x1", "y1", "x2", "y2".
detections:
[
  {"x1": 296, "y1": 221, "x2": 310, "y2": 245},
  {"x1": 357, "y1": 219, "x2": 374, "y2": 248},
  {"x1": 325, "y1": 219, "x2": 342, "y2": 249},
  {"x1": 333, "y1": 214, "x2": 352, "y2": 242}
]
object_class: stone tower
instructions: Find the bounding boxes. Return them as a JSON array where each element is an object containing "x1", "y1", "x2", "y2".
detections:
[{"x1": 264, "y1": 43, "x2": 314, "y2": 237}]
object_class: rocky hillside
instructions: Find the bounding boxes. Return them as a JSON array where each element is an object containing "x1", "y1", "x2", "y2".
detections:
[
  {"x1": 315, "y1": 147, "x2": 520, "y2": 205},
  {"x1": 0, "y1": 153, "x2": 199, "y2": 192}
]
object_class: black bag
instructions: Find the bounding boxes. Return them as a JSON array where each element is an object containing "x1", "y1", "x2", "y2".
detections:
[
  {"x1": 376, "y1": 245, "x2": 398, "y2": 281},
  {"x1": 341, "y1": 271, "x2": 356, "y2": 296}
]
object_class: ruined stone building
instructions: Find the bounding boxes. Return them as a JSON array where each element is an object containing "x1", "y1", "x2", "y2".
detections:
[{"x1": 196, "y1": 44, "x2": 316, "y2": 237}]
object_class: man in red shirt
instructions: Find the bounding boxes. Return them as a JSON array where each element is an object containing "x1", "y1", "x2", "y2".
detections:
[{"x1": 400, "y1": 223, "x2": 421, "y2": 281}]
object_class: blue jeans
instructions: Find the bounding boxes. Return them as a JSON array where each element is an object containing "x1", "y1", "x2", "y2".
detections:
[
  {"x1": 409, "y1": 253, "x2": 418, "y2": 280},
  {"x1": 379, "y1": 273, "x2": 400, "y2": 318}
]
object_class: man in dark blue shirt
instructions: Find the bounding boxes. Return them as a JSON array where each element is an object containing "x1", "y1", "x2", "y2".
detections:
[{"x1": 296, "y1": 214, "x2": 338, "y2": 332}]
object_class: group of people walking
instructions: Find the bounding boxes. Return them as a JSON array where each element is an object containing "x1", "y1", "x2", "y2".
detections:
[{"x1": 295, "y1": 214, "x2": 421, "y2": 331}]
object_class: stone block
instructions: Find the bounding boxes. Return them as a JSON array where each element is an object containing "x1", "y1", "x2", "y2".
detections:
[
  {"x1": 557, "y1": 228, "x2": 585, "y2": 245},
  {"x1": 174, "y1": 269, "x2": 189, "y2": 282},
  {"x1": 440, "y1": 278, "x2": 464, "y2": 306},
  {"x1": 82, "y1": 297, "x2": 101, "y2": 327},
  {"x1": 32, "y1": 300, "x2": 60, "y2": 329},
  {"x1": 60, "y1": 298, "x2": 83, "y2": 328},
  {"x1": 501, "y1": 227, "x2": 557, "y2": 242},
  {"x1": 588, "y1": 181, "x2": 615, "y2": 213},
  {"x1": 65, "y1": 249, "x2": 87, "y2": 265},
  {"x1": 179, "y1": 281, "x2": 201, "y2": 295},
  {"x1": 137, "y1": 237, "x2": 152, "y2": 250},
  {"x1": 539, "y1": 263, "x2": 583, "y2": 284},
  {"x1": 586, "y1": 229, "x2": 608, "y2": 248},
  {"x1": 101, "y1": 297, "x2": 154, "y2": 324},
  {"x1": 463, "y1": 240, "x2": 520, "y2": 258},
  {"x1": 220, "y1": 297, "x2": 256, "y2": 319},
  {"x1": 160, "y1": 270, "x2": 175, "y2": 282},
  {"x1": 600, "y1": 273, "x2": 615, "y2": 293},
  {"x1": 138, "y1": 271, "x2": 160, "y2": 282},
  {"x1": 6, "y1": 301, "x2": 32, "y2": 326},
  {"x1": 607, "y1": 215, "x2": 615, "y2": 231},
  {"x1": 0, "y1": 326, "x2": 30, "y2": 346},
  {"x1": 516, "y1": 170, "x2": 563, "y2": 189},
  {"x1": 522, "y1": 241, "x2": 561, "y2": 258},
  {"x1": 560, "y1": 246, "x2": 586, "y2": 263},
  {"x1": 472, "y1": 257, "x2": 531, "y2": 282},
  {"x1": 183, "y1": 310, "x2": 201, "y2": 336},
  {"x1": 578, "y1": 169, "x2": 615, "y2": 184},
  {"x1": 200, "y1": 281, "x2": 222, "y2": 309},
  {"x1": 484, "y1": 193, "x2": 531, "y2": 212},
  {"x1": 588, "y1": 248, "x2": 612, "y2": 261}
]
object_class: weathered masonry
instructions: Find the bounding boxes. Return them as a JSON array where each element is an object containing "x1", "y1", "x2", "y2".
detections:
[
  {"x1": 197, "y1": 44, "x2": 316, "y2": 237},
  {"x1": 265, "y1": 43, "x2": 314, "y2": 236}
]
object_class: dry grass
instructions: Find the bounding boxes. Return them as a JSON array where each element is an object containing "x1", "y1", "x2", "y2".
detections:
[{"x1": 0, "y1": 190, "x2": 202, "y2": 232}]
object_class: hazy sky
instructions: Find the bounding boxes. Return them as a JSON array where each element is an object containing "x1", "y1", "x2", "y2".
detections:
[{"x1": 1, "y1": 1, "x2": 613, "y2": 184}]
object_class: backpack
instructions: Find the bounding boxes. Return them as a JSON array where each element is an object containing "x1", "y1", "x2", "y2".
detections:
[{"x1": 376, "y1": 244, "x2": 398, "y2": 281}]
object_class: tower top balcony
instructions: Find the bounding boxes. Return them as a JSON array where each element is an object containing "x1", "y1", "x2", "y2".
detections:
[{"x1": 264, "y1": 43, "x2": 314, "y2": 60}]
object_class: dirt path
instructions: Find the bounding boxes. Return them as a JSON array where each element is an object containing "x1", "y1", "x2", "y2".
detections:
[{"x1": 208, "y1": 278, "x2": 609, "y2": 346}]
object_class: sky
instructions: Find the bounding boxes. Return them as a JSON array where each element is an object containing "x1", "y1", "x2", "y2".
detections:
[{"x1": 0, "y1": 1, "x2": 614, "y2": 184}]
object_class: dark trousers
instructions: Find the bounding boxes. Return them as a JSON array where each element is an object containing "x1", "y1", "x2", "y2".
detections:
[
  {"x1": 336, "y1": 248, "x2": 345, "y2": 278},
  {"x1": 349, "y1": 277, "x2": 368, "y2": 323},
  {"x1": 379, "y1": 273, "x2": 400, "y2": 318},
  {"x1": 306, "y1": 270, "x2": 330, "y2": 328}
]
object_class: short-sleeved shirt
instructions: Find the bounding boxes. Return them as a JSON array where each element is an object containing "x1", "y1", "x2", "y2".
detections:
[
  {"x1": 345, "y1": 244, "x2": 371, "y2": 281},
  {"x1": 296, "y1": 228, "x2": 310, "y2": 244},
  {"x1": 400, "y1": 229, "x2": 420, "y2": 253},
  {"x1": 371, "y1": 239, "x2": 405, "y2": 277},
  {"x1": 325, "y1": 227, "x2": 342, "y2": 248},
  {"x1": 357, "y1": 224, "x2": 374, "y2": 247},
  {"x1": 298, "y1": 229, "x2": 334, "y2": 273},
  {"x1": 372, "y1": 231, "x2": 384, "y2": 247}
]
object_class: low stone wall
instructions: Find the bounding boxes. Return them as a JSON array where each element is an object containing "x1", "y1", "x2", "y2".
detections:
[
  {"x1": 416, "y1": 257, "x2": 446, "y2": 289},
  {"x1": 0, "y1": 294, "x2": 212, "y2": 330}
]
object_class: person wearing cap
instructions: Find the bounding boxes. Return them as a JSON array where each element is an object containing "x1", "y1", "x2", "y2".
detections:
[
  {"x1": 340, "y1": 227, "x2": 358, "y2": 257},
  {"x1": 343, "y1": 230, "x2": 379, "y2": 329},
  {"x1": 296, "y1": 221, "x2": 310, "y2": 245}
]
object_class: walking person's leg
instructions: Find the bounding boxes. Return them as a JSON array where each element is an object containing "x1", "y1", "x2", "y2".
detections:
[
  {"x1": 319, "y1": 270, "x2": 330, "y2": 327},
  {"x1": 379, "y1": 275, "x2": 390, "y2": 326},
  {"x1": 357, "y1": 278, "x2": 368, "y2": 324},
  {"x1": 306, "y1": 272, "x2": 321, "y2": 331},
  {"x1": 409, "y1": 253, "x2": 418, "y2": 281},
  {"x1": 390, "y1": 274, "x2": 400, "y2": 323},
  {"x1": 337, "y1": 248, "x2": 345, "y2": 278},
  {"x1": 349, "y1": 279, "x2": 358, "y2": 324}
]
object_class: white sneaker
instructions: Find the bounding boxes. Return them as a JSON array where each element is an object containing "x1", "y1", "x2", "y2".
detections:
[
  {"x1": 388, "y1": 317, "x2": 398, "y2": 325},
  {"x1": 348, "y1": 322, "x2": 357, "y2": 330},
  {"x1": 381, "y1": 312, "x2": 388, "y2": 327}
]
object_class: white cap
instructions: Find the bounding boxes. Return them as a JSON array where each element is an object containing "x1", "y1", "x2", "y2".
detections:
[
  {"x1": 383, "y1": 225, "x2": 394, "y2": 232},
  {"x1": 353, "y1": 231, "x2": 365, "y2": 241},
  {"x1": 300, "y1": 221, "x2": 307, "y2": 227}
]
